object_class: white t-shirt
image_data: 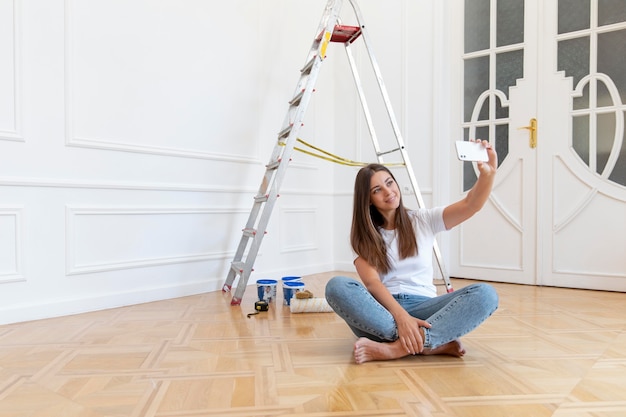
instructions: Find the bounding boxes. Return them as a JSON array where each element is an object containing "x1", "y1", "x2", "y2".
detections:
[{"x1": 356, "y1": 207, "x2": 447, "y2": 298}]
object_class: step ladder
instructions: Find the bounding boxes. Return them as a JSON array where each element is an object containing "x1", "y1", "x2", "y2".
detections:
[{"x1": 223, "y1": 0, "x2": 453, "y2": 305}]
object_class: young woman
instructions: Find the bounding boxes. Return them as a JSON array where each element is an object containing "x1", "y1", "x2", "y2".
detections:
[{"x1": 325, "y1": 140, "x2": 499, "y2": 364}]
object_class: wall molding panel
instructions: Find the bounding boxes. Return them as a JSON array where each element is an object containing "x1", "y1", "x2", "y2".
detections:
[
  {"x1": 0, "y1": 0, "x2": 23, "y2": 142},
  {"x1": 279, "y1": 207, "x2": 318, "y2": 254},
  {"x1": 65, "y1": 137, "x2": 262, "y2": 164},
  {"x1": 0, "y1": 278, "x2": 213, "y2": 326},
  {"x1": 63, "y1": 0, "x2": 262, "y2": 163},
  {"x1": 65, "y1": 206, "x2": 249, "y2": 275},
  {"x1": 0, "y1": 175, "x2": 259, "y2": 193},
  {"x1": 0, "y1": 206, "x2": 24, "y2": 283},
  {"x1": 0, "y1": 176, "x2": 341, "y2": 198}
]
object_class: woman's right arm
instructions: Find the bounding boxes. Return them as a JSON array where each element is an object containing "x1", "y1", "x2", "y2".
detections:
[{"x1": 354, "y1": 256, "x2": 431, "y2": 354}]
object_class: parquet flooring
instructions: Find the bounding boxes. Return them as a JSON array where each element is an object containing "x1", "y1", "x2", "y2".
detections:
[{"x1": 0, "y1": 272, "x2": 625, "y2": 417}]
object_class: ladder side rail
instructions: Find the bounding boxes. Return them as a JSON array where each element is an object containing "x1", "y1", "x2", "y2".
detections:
[
  {"x1": 316, "y1": 0, "x2": 342, "y2": 38},
  {"x1": 350, "y1": 21, "x2": 404, "y2": 153},
  {"x1": 343, "y1": 43, "x2": 384, "y2": 159},
  {"x1": 402, "y1": 149, "x2": 453, "y2": 292},
  {"x1": 347, "y1": 1, "x2": 427, "y2": 203},
  {"x1": 223, "y1": 269, "x2": 239, "y2": 293},
  {"x1": 348, "y1": 0, "x2": 409, "y2": 163},
  {"x1": 432, "y1": 237, "x2": 453, "y2": 291}
]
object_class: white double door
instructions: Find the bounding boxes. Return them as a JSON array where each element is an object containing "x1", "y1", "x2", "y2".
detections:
[{"x1": 447, "y1": 0, "x2": 626, "y2": 291}]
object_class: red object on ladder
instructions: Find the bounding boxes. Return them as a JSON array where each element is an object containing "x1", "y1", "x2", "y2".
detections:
[{"x1": 315, "y1": 24, "x2": 362, "y2": 43}]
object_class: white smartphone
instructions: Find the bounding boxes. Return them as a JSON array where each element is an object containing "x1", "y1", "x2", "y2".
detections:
[{"x1": 455, "y1": 141, "x2": 488, "y2": 162}]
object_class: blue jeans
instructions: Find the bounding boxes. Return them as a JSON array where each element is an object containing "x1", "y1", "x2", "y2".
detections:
[{"x1": 325, "y1": 276, "x2": 499, "y2": 349}]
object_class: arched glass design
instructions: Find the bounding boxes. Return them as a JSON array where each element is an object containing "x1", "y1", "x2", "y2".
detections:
[
  {"x1": 558, "y1": 2, "x2": 626, "y2": 187},
  {"x1": 462, "y1": 0, "x2": 524, "y2": 191}
]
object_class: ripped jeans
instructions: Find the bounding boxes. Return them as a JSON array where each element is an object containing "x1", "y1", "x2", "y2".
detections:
[{"x1": 325, "y1": 276, "x2": 499, "y2": 349}]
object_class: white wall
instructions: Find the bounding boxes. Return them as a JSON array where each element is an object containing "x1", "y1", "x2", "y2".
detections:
[{"x1": 0, "y1": 0, "x2": 441, "y2": 324}]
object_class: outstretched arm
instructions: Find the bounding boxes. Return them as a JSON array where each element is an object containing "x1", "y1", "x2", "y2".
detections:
[{"x1": 443, "y1": 139, "x2": 498, "y2": 230}]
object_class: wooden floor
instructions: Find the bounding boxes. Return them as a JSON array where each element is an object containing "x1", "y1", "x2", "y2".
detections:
[{"x1": 1, "y1": 272, "x2": 625, "y2": 417}]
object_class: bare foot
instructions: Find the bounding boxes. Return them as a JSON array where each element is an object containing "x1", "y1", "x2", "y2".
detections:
[
  {"x1": 353, "y1": 337, "x2": 408, "y2": 364},
  {"x1": 353, "y1": 338, "x2": 466, "y2": 364},
  {"x1": 422, "y1": 339, "x2": 466, "y2": 357}
]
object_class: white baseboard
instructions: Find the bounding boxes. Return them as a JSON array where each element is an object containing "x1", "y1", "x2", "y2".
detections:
[
  {"x1": 0, "y1": 280, "x2": 214, "y2": 325},
  {"x1": 0, "y1": 263, "x2": 355, "y2": 325}
]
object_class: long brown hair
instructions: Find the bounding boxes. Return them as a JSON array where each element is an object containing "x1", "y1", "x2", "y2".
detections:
[{"x1": 350, "y1": 164, "x2": 417, "y2": 274}]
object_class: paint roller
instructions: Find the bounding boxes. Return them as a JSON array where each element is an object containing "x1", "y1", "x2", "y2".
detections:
[{"x1": 289, "y1": 297, "x2": 334, "y2": 313}]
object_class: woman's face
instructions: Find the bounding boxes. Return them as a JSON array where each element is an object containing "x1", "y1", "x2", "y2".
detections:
[{"x1": 369, "y1": 170, "x2": 401, "y2": 214}]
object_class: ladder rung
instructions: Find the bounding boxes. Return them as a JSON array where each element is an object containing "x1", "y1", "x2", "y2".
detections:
[
  {"x1": 289, "y1": 90, "x2": 305, "y2": 106},
  {"x1": 230, "y1": 262, "x2": 245, "y2": 274},
  {"x1": 254, "y1": 194, "x2": 269, "y2": 203},
  {"x1": 266, "y1": 159, "x2": 280, "y2": 170},
  {"x1": 301, "y1": 56, "x2": 317, "y2": 74},
  {"x1": 278, "y1": 125, "x2": 292, "y2": 139},
  {"x1": 242, "y1": 228, "x2": 257, "y2": 238},
  {"x1": 378, "y1": 147, "x2": 402, "y2": 157},
  {"x1": 331, "y1": 25, "x2": 362, "y2": 43}
]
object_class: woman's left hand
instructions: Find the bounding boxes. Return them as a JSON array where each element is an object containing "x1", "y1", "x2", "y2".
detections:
[
  {"x1": 395, "y1": 312, "x2": 431, "y2": 354},
  {"x1": 475, "y1": 139, "x2": 498, "y2": 177}
]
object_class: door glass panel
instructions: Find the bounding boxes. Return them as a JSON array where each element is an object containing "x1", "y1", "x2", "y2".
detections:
[
  {"x1": 597, "y1": 81, "x2": 611, "y2": 107},
  {"x1": 598, "y1": 0, "x2": 626, "y2": 26},
  {"x1": 574, "y1": 84, "x2": 589, "y2": 110},
  {"x1": 463, "y1": 126, "x2": 490, "y2": 191},
  {"x1": 476, "y1": 125, "x2": 490, "y2": 142},
  {"x1": 496, "y1": 95, "x2": 508, "y2": 119},
  {"x1": 465, "y1": 0, "x2": 490, "y2": 53},
  {"x1": 558, "y1": 0, "x2": 590, "y2": 34},
  {"x1": 463, "y1": 126, "x2": 490, "y2": 142},
  {"x1": 573, "y1": 115, "x2": 590, "y2": 165},
  {"x1": 463, "y1": 126, "x2": 477, "y2": 190},
  {"x1": 496, "y1": 50, "x2": 523, "y2": 92},
  {"x1": 497, "y1": 0, "x2": 524, "y2": 46},
  {"x1": 463, "y1": 161, "x2": 478, "y2": 191},
  {"x1": 464, "y1": 56, "x2": 489, "y2": 122},
  {"x1": 496, "y1": 124, "x2": 509, "y2": 162},
  {"x1": 478, "y1": 100, "x2": 490, "y2": 121},
  {"x1": 557, "y1": 37, "x2": 590, "y2": 86},
  {"x1": 598, "y1": 29, "x2": 626, "y2": 105},
  {"x1": 608, "y1": 112, "x2": 626, "y2": 185},
  {"x1": 596, "y1": 112, "x2": 615, "y2": 175}
]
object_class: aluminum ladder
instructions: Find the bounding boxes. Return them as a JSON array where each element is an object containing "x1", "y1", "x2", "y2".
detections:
[{"x1": 223, "y1": 0, "x2": 453, "y2": 305}]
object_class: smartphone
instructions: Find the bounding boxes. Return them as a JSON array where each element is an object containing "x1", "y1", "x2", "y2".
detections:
[{"x1": 455, "y1": 141, "x2": 488, "y2": 162}]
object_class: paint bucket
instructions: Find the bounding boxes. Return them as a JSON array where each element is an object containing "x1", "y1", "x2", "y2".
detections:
[
  {"x1": 283, "y1": 281, "x2": 306, "y2": 306},
  {"x1": 256, "y1": 279, "x2": 277, "y2": 303},
  {"x1": 281, "y1": 276, "x2": 302, "y2": 285}
]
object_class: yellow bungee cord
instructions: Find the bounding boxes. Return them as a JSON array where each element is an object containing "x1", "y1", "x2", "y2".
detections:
[{"x1": 291, "y1": 138, "x2": 406, "y2": 167}]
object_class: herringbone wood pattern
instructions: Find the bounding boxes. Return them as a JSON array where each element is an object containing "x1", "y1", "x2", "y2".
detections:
[{"x1": 1, "y1": 272, "x2": 625, "y2": 417}]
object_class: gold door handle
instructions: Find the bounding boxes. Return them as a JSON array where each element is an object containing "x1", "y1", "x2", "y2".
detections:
[{"x1": 519, "y1": 118, "x2": 537, "y2": 149}]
